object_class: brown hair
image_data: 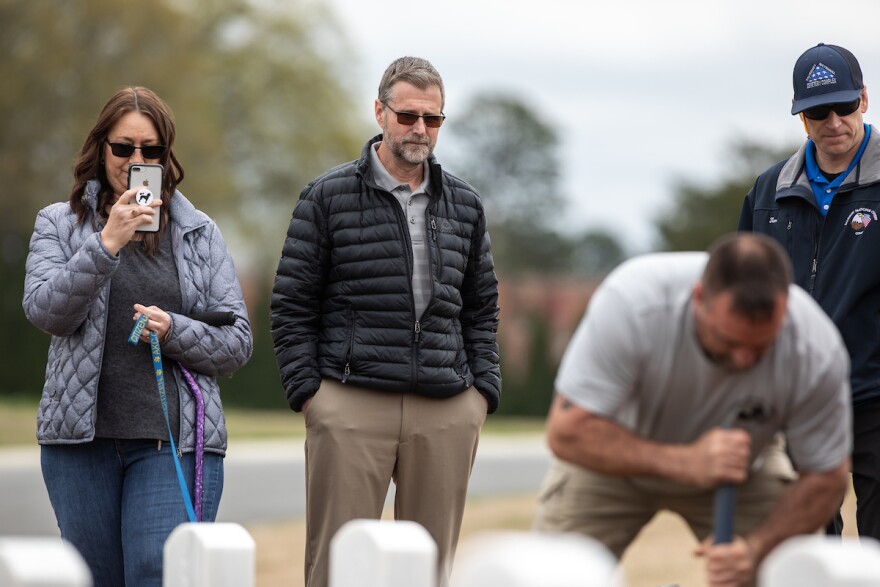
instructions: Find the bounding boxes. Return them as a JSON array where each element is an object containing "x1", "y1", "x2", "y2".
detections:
[
  {"x1": 69, "y1": 86, "x2": 185, "y2": 255},
  {"x1": 377, "y1": 57, "x2": 445, "y2": 110},
  {"x1": 702, "y1": 233, "x2": 793, "y2": 321}
]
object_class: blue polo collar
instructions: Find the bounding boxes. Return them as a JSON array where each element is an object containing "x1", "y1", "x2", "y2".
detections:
[{"x1": 805, "y1": 123, "x2": 871, "y2": 216}]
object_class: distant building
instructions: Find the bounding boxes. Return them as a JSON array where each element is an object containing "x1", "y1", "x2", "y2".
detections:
[{"x1": 497, "y1": 274, "x2": 600, "y2": 379}]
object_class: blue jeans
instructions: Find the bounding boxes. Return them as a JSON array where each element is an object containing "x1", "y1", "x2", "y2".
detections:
[{"x1": 41, "y1": 438, "x2": 224, "y2": 587}]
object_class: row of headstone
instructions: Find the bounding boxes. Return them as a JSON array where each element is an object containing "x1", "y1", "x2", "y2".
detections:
[
  {"x1": 3, "y1": 521, "x2": 880, "y2": 586},
  {"x1": 331, "y1": 521, "x2": 880, "y2": 587},
  {"x1": 0, "y1": 524, "x2": 255, "y2": 587}
]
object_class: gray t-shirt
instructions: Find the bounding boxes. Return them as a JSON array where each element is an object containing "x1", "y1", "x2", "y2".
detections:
[{"x1": 555, "y1": 252, "x2": 851, "y2": 473}]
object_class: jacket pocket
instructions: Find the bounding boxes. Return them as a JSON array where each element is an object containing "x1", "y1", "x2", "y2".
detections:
[{"x1": 341, "y1": 310, "x2": 358, "y2": 383}]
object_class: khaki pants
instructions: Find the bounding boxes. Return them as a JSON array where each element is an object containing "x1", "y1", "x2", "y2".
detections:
[
  {"x1": 533, "y1": 436, "x2": 797, "y2": 559},
  {"x1": 303, "y1": 379, "x2": 487, "y2": 587}
]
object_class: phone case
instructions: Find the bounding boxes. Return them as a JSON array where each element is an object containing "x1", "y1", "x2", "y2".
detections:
[{"x1": 128, "y1": 163, "x2": 164, "y2": 233}]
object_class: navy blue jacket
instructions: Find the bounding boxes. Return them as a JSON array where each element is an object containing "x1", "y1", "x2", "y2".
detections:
[
  {"x1": 271, "y1": 135, "x2": 501, "y2": 413},
  {"x1": 739, "y1": 125, "x2": 880, "y2": 407}
]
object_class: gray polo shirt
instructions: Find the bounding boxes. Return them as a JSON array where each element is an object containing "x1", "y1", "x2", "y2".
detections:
[{"x1": 370, "y1": 143, "x2": 432, "y2": 318}]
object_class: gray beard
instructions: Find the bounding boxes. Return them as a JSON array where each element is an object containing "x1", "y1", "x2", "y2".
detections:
[
  {"x1": 384, "y1": 126, "x2": 433, "y2": 164},
  {"x1": 397, "y1": 142, "x2": 431, "y2": 164}
]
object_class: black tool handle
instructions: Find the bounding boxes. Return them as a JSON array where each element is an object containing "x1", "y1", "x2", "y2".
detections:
[
  {"x1": 713, "y1": 409, "x2": 741, "y2": 545},
  {"x1": 713, "y1": 483, "x2": 736, "y2": 544}
]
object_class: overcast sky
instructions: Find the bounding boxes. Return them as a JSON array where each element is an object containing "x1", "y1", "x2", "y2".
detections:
[{"x1": 322, "y1": 0, "x2": 880, "y2": 252}]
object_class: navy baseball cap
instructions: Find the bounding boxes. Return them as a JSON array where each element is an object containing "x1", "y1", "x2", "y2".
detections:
[{"x1": 791, "y1": 43, "x2": 863, "y2": 115}]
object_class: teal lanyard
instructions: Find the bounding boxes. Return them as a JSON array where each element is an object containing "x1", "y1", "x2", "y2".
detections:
[{"x1": 128, "y1": 313, "x2": 197, "y2": 523}]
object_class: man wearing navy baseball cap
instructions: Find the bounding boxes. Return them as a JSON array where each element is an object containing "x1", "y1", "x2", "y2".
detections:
[
  {"x1": 790, "y1": 43, "x2": 864, "y2": 115},
  {"x1": 740, "y1": 42, "x2": 880, "y2": 540}
]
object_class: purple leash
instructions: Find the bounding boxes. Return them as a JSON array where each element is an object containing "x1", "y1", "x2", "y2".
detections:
[
  {"x1": 173, "y1": 311, "x2": 236, "y2": 522},
  {"x1": 129, "y1": 310, "x2": 235, "y2": 522},
  {"x1": 179, "y1": 365, "x2": 205, "y2": 522}
]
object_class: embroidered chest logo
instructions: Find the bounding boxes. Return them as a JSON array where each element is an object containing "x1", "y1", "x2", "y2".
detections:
[
  {"x1": 439, "y1": 219, "x2": 455, "y2": 233},
  {"x1": 736, "y1": 399, "x2": 773, "y2": 424},
  {"x1": 732, "y1": 397, "x2": 776, "y2": 437},
  {"x1": 845, "y1": 208, "x2": 877, "y2": 235}
]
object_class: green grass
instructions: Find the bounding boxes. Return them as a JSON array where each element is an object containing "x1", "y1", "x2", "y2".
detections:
[
  {"x1": 226, "y1": 410, "x2": 545, "y2": 443},
  {"x1": 0, "y1": 397, "x2": 545, "y2": 447},
  {"x1": 225, "y1": 408, "x2": 306, "y2": 441},
  {"x1": 0, "y1": 395, "x2": 40, "y2": 447}
]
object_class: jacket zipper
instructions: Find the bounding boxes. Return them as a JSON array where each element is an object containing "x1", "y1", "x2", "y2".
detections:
[
  {"x1": 809, "y1": 215, "x2": 825, "y2": 296},
  {"x1": 412, "y1": 320, "x2": 421, "y2": 390},
  {"x1": 342, "y1": 313, "x2": 356, "y2": 383}
]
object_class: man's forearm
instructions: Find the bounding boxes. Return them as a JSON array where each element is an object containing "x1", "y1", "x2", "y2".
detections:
[
  {"x1": 546, "y1": 396, "x2": 693, "y2": 481},
  {"x1": 546, "y1": 394, "x2": 752, "y2": 488},
  {"x1": 745, "y1": 461, "x2": 849, "y2": 564}
]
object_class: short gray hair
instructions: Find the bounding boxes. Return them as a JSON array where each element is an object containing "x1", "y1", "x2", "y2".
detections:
[{"x1": 377, "y1": 56, "x2": 445, "y2": 110}]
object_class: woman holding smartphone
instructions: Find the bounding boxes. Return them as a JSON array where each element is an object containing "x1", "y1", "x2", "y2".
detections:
[{"x1": 23, "y1": 86, "x2": 253, "y2": 587}]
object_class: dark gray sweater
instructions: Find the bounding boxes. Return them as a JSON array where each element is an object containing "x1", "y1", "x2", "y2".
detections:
[{"x1": 96, "y1": 228, "x2": 183, "y2": 441}]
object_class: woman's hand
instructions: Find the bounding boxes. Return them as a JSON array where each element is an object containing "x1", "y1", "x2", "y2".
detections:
[
  {"x1": 133, "y1": 303, "x2": 172, "y2": 344},
  {"x1": 100, "y1": 188, "x2": 163, "y2": 256}
]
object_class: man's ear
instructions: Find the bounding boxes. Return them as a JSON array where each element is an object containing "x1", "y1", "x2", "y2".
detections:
[
  {"x1": 692, "y1": 281, "x2": 704, "y2": 305},
  {"x1": 694, "y1": 281, "x2": 717, "y2": 318},
  {"x1": 374, "y1": 99, "x2": 385, "y2": 128},
  {"x1": 799, "y1": 113, "x2": 810, "y2": 138}
]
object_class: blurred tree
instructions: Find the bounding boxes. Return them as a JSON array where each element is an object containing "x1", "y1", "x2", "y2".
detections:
[
  {"x1": 444, "y1": 91, "x2": 626, "y2": 278},
  {"x1": 0, "y1": 0, "x2": 368, "y2": 400},
  {"x1": 1, "y1": 0, "x2": 367, "y2": 271},
  {"x1": 656, "y1": 139, "x2": 799, "y2": 251},
  {"x1": 569, "y1": 230, "x2": 627, "y2": 277},
  {"x1": 226, "y1": 278, "x2": 287, "y2": 410},
  {"x1": 444, "y1": 92, "x2": 627, "y2": 417},
  {"x1": 497, "y1": 312, "x2": 555, "y2": 417},
  {"x1": 444, "y1": 93, "x2": 564, "y2": 228}
]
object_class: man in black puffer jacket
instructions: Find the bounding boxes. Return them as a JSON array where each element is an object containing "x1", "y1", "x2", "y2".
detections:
[{"x1": 271, "y1": 56, "x2": 500, "y2": 587}]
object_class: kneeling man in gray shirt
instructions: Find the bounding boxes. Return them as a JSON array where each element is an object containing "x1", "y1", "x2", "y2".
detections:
[{"x1": 534, "y1": 232, "x2": 851, "y2": 587}]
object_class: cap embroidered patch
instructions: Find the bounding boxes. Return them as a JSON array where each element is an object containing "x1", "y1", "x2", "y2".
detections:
[{"x1": 806, "y1": 63, "x2": 837, "y2": 89}]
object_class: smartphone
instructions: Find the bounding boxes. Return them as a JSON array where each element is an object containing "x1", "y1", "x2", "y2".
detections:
[{"x1": 128, "y1": 163, "x2": 163, "y2": 233}]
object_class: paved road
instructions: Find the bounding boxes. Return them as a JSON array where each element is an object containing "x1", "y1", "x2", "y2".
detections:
[{"x1": 0, "y1": 435, "x2": 551, "y2": 536}]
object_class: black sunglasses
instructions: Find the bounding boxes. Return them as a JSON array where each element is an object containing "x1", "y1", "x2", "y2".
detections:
[
  {"x1": 383, "y1": 104, "x2": 445, "y2": 128},
  {"x1": 105, "y1": 140, "x2": 167, "y2": 159},
  {"x1": 802, "y1": 98, "x2": 861, "y2": 121}
]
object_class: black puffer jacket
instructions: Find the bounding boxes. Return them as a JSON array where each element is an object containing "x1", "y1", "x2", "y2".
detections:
[{"x1": 271, "y1": 135, "x2": 501, "y2": 413}]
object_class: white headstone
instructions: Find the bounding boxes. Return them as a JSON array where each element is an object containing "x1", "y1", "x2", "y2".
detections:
[
  {"x1": 452, "y1": 531, "x2": 622, "y2": 587},
  {"x1": 0, "y1": 537, "x2": 92, "y2": 587},
  {"x1": 163, "y1": 523, "x2": 255, "y2": 587},
  {"x1": 759, "y1": 535, "x2": 880, "y2": 587},
  {"x1": 330, "y1": 519, "x2": 438, "y2": 587}
]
